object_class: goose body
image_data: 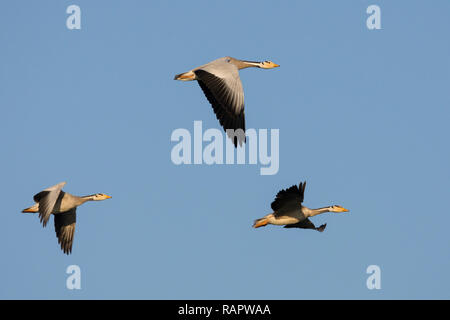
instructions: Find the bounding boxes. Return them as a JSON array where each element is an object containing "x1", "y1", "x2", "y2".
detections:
[
  {"x1": 22, "y1": 182, "x2": 111, "y2": 254},
  {"x1": 253, "y1": 181, "x2": 349, "y2": 232},
  {"x1": 262, "y1": 211, "x2": 306, "y2": 226},
  {"x1": 174, "y1": 57, "x2": 279, "y2": 147}
]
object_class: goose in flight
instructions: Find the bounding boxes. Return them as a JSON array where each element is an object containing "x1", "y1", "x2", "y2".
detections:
[
  {"x1": 253, "y1": 181, "x2": 349, "y2": 231},
  {"x1": 174, "y1": 57, "x2": 279, "y2": 147},
  {"x1": 22, "y1": 182, "x2": 111, "y2": 254}
]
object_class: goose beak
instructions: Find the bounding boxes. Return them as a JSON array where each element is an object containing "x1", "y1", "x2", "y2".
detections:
[
  {"x1": 337, "y1": 207, "x2": 349, "y2": 213},
  {"x1": 104, "y1": 194, "x2": 112, "y2": 199},
  {"x1": 271, "y1": 62, "x2": 280, "y2": 68}
]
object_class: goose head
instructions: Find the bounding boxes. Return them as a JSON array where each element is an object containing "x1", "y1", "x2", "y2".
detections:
[
  {"x1": 329, "y1": 205, "x2": 349, "y2": 213},
  {"x1": 259, "y1": 60, "x2": 280, "y2": 69},
  {"x1": 91, "y1": 193, "x2": 112, "y2": 201}
]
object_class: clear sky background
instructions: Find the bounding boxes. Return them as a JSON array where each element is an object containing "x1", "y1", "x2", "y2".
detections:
[{"x1": 1, "y1": 0, "x2": 449, "y2": 299}]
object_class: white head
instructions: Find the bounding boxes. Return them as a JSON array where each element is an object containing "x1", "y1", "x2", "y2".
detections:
[
  {"x1": 329, "y1": 205, "x2": 349, "y2": 213},
  {"x1": 90, "y1": 193, "x2": 112, "y2": 201},
  {"x1": 259, "y1": 60, "x2": 280, "y2": 69}
]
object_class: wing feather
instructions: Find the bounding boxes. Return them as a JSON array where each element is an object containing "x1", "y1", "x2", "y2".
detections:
[
  {"x1": 271, "y1": 181, "x2": 306, "y2": 216},
  {"x1": 194, "y1": 62, "x2": 245, "y2": 147},
  {"x1": 35, "y1": 182, "x2": 66, "y2": 227},
  {"x1": 54, "y1": 208, "x2": 76, "y2": 255}
]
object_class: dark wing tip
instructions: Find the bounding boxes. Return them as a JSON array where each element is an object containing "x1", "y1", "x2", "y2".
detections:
[
  {"x1": 33, "y1": 191, "x2": 50, "y2": 203},
  {"x1": 195, "y1": 70, "x2": 246, "y2": 148},
  {"x1": 54, "y1": 209, "x2": 76, "y2": 255}
]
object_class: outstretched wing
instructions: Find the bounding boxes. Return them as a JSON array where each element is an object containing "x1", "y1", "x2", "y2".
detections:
[
  {"x1": 54, "y1": 208, "x2": 76, "y2": 255},
  {"x1": 271, "y1": 181, "x2": 306, "y2": 216},
  {"x1": 34, "y1": 181, "x2": 66, "y2": 227},
  {"x1": 284, "y1": 218, "x2": 326, "y2": 232},
  {"x1": 194, "y1": 59, "x2": 245, "y2": 147}
]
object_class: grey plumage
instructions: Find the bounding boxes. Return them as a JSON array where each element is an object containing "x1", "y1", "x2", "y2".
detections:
[{"x1": 35, "y1": 181, "x2": 66, "y2": 227}]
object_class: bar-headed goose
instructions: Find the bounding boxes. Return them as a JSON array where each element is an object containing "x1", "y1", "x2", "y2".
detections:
[
  {"x1": 174, "y1": 57, "x2": 279, "y2": 147},
  {"x1": 253, "y1": 181, "x2": 349, "y2": 232},
  {"x1": 22, "y1": 182, "x2": 111, "y2": 254}
]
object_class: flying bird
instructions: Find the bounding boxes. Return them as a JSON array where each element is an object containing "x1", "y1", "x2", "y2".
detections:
[
  {"x1": 174, "y1": 57, "x2": 279, "y2": 147},
  {"x1": 253, "y1": 181, "x2": 349, "y2": 231},
  {"x1": 22, "y1": 182, "x2": 111, "y2": 254}
]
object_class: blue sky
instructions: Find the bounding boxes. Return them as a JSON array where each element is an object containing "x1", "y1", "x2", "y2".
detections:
[{"x1": 1, "y1": 0, "x2": 449, "y2": 299}]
